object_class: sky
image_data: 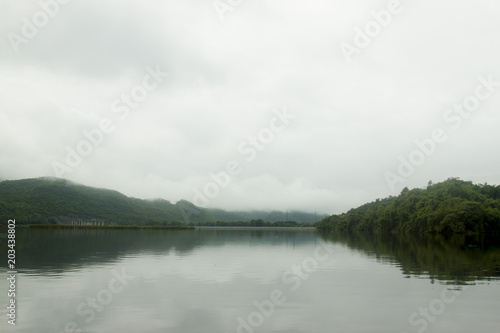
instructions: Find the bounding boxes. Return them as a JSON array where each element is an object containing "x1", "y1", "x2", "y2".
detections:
[{"x1": 0, "y1": 0, "x2": 499, "y2": 215}]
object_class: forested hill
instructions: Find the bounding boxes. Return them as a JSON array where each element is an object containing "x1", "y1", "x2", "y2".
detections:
[
  {"x1": 317, "y1": 179, "x2": 500, "y2": 234},
  {"x1": 0, "y1": 178, "x2": 320, "y2": 226}
]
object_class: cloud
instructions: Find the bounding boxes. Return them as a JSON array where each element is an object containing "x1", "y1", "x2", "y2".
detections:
[{"x1": 1, "y1": 0, "x2": 499, "y2": 214}]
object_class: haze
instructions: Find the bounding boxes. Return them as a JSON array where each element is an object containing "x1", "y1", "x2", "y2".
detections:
[{"x1": 1, "y1": 0, "x2": 499, "y2": 214}]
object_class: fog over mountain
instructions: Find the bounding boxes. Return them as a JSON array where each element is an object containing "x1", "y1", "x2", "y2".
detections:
[{"x1": 1, "y1": 0, "x2": 499, "y2": 214}]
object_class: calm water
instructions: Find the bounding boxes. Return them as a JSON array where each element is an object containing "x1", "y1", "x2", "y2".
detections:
[{"x1": 1, "y1": 228, "x2": 499, "y2": 333}]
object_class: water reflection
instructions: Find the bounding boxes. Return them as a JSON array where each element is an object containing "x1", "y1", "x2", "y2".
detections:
[
  {"x1": 317, "y1": 231, "x2": 500, "y2": 284},
  {"x1": 0, "y1": 229, "x2": 317, "y2": 273},
  {"x1": 0, "y1": 229, "x2": 499, "y2": 333},
  {"x1": 1, "y1": 229, "x2": 499, "y2": 284}
]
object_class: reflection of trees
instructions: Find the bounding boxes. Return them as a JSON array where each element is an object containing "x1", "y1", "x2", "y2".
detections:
[
  {"x1": 7, "y1": 228, "x2": 497, "y2": 285},
  {"x1": 318, "y1": 230, "x2": 500, "y2": 284}
]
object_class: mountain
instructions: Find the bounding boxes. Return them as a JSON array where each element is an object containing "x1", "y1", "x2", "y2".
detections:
[
  {"x1": 317, "y1": 178, "x2": 500, "y2": 234},
  {"x1": 206, "y1": 208, "x2": 324, "y2": 223},
  {"x1": 0, "y1": 177, "x2": 321, "y2": 225}
]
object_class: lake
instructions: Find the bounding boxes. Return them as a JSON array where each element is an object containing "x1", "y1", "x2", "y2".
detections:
[{"x1": 1, "y1": 228, "x2": 499, "y2": 333}]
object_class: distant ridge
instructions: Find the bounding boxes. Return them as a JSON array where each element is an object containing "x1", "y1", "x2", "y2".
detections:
[{"x1": 0, "y1": 177, "x2": 322, "y2": 225}]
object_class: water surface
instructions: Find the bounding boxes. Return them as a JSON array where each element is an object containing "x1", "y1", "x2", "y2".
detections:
[{"x1": 0, "y1": 228, "x2": 499, "y2": 332}]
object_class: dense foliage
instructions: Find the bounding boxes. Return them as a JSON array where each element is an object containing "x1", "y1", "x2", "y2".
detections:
[
  {"x1": 317, "y1": 179, "x2": 500, "y2": 234},
  {"x1": 0, "y1": 177, "x2": 318, "y2": 226}
]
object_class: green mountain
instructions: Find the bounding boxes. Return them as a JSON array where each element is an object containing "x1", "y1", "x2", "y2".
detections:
[
  {"x1": 317, "y1": 178, "x2": 500, "y2": 234},
  {"x1": 0, "y1": 177, "x2": 320, "y2": 226}
]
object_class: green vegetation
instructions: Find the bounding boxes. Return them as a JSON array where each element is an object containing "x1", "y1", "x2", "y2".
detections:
[
  {"x1": 317, "y1": 178, "x2": 500, "y2": 234},
  {"x1": 207, "y1": 209, "x2": 322, "y2": 224},
  {"x1": 0, "y1": 177, "x2": 319, "y2": 226},
  {"x1": 29, "y1": 224, "x2": 195, "y2": 230},
  {"x1": 194, "y1": 219, "x2": 316, "y2": 228}
]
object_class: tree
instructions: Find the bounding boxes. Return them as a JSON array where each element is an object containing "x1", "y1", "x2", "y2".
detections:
[{"x1": 317, "y1": 179, "x2": 500, "y2": 234}]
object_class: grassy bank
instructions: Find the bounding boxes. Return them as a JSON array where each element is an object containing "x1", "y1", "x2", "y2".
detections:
[{"x1": 29, "y1": 224, "x2": 195, "y2": 230}]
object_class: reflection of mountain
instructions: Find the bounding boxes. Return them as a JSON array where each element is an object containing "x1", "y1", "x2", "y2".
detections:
[
  {"x1": 318, "y1": 230, "x2": 500, "y2": 284},
  {"x1": 0, "y1": 229, "x2": 315, "y2": 272},
  {"x1": 3, "y1": 228, "x2": 498, "y2": 285},
  {"x1": 3, "y1": 229, "x2": 203, "y2": 272}
]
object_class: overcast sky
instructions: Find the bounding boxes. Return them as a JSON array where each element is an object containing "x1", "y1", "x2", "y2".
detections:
[{"x1": 1, "y1": 0, "x2": 499, "y2": 214}]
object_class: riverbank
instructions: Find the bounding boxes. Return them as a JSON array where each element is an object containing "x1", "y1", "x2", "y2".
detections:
[
  {"x1": 29, "y1": 225, "x2": 195, "y2": 230},
  {"x1": 194, "y1": 226, "x2": 316, "y2": 231}
]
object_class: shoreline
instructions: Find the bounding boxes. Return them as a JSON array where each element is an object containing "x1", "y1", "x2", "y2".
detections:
[
  {"x1": 29, "y1": 225, "x2": 195, "y2": 230},
  {"x1": 194, "y1": 226, "x2": 317, "y2": 231},
  {"x1": 27, "y1": 225, "x2": 316, "y2": 231}
]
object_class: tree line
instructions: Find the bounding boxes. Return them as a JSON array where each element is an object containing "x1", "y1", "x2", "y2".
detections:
[{"x1": 317, "y1": 178, "x2": 500, "y2": 234}]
